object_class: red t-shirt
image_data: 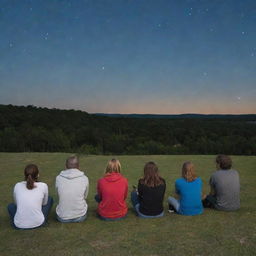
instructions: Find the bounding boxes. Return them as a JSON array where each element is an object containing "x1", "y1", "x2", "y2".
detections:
[{"x1": 97, "y1": 172, "x2": 128, "y2": 219}]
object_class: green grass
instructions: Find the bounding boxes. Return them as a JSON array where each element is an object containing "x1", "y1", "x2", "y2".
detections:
[{"x1": 0, "y1": 153, "x2": 255, "y2": 256}]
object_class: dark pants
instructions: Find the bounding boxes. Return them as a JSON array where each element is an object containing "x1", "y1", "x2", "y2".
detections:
[
  {"x1": 7, "y1": 196, "x2": 54, "y2": 229},
  {"x1": 202, "y1": 195, "x2": 217, "y2": 208}
]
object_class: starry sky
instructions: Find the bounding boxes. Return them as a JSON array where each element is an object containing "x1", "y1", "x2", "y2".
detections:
[{"x1": 0, "y1": 0, "x2": 256, "y2": 114}]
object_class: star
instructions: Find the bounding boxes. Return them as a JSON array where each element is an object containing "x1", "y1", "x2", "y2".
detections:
[
  {"x1": 9, "y1": 43, "x2": 13, "y2": 47},
  {"x1": 237, "y1": 97, "x2": 241, "y2": 101},
  {"x1": 241, "y1": 31, "x2": 245, "y2": 35},
  {"x1": 102, "y1": 66, "x2": 105, "y2": 70}
]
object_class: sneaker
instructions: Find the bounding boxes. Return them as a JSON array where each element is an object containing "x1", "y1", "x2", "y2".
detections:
[{"x1": 168, "y1": 204, "x2": 175, "y2": 213}]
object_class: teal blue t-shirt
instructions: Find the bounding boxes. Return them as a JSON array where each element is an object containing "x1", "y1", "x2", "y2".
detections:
[{"x1": 175, "y1": 177, "x2": 203, "y2": 216}]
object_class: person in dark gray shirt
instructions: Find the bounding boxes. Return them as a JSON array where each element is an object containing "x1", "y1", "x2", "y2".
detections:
[{"x1": 203, "y1": 155, "x2": 240, "y2": 211}]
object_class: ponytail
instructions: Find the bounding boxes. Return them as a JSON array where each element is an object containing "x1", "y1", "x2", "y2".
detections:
[
  {"x1": 26, "y1": 174, "x2": 34, "y2": 190},
  {"x1": 24, "y1": 164, "x2": 39, "y2": 190}
]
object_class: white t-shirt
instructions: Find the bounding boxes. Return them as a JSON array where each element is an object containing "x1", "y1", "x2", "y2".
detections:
[{"x1": 14, "y1": 181, "x2": 48, "y2": 229}]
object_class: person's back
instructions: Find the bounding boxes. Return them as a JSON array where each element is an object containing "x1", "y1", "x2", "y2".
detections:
[
  {"x1": 56, "y1": 156, "x2": 89, "y2": 222},
  {"x1": 7, "y1": 164, "x2": 53, "y2": 229},
  {"x1": 168, "y1": 161, "x2": 203, "y2": 216},
  {"x1": 210, "y1": 169, "x2": 240, "y2": 211},
  {"x1": 176, "y1": 177, "x2": 203, "y2": 215},
  {"x1": 56, "y1": 169, "x2": 89, "y2": 220},
  {"x1": 138, "y1": 178, "x2": 166, "y2": 216},
  {"x1": 97, "y1": 172, "x2": 128, "y2": 219},
  {"x1": 14, "y1": 181, "x2": 48, "y2": 228}
]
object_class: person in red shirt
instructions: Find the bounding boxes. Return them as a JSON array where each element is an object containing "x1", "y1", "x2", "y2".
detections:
[{"x1": 95, "y1": 159, "x2": 128, "y2": 220}]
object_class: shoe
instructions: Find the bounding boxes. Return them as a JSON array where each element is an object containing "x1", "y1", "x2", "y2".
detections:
[{"x1": 168, "y1": 204, "x2": 175, "y2": 213}]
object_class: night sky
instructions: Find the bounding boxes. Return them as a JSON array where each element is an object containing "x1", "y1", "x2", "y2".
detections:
[{"x1": 1, "y1": 0, "x2": 256, "y2": 114}]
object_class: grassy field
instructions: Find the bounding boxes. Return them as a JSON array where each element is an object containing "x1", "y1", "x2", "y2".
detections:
[{"x1": 0, "y1": 153, "x2": 255, "y2": 256}]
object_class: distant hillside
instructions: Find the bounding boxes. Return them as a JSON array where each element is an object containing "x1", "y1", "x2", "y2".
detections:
[
  {"x1": 94, "y1": 113, "x2": 256, "y2": 119},
  {"x1": 0, "y1": 104, "x2": 256, "y2": 155}
]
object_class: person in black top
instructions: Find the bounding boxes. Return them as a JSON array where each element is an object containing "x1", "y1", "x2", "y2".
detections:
[{"x1": 131, "y1": 162, "x2": 166, "y2": 218}]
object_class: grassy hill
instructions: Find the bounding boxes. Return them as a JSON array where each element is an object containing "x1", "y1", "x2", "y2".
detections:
[{"x1": 0, "y1": 153, "x2": 255, "y2": 256}]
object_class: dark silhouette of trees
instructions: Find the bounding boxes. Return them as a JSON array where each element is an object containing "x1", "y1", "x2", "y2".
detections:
[{"x1": 0, "y1": 104, "x2": 255, "y2": 155}]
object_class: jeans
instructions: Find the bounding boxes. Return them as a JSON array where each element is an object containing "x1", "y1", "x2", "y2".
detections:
[
  {"x1": 131, "y1": 191, "x2": 164, "y2": 218},
  {"x1": 167, "y1": 196, "x2": 180, "y2": 213},
  {"x1": 7, "y1": 196, "x2": 54, "y2": 229},
  {"x1": 94, "y1": 194, "x2": 127, "y2": 221},
  {"x1": 57, "y1": 214, "x2": 87, "y2": 223}
]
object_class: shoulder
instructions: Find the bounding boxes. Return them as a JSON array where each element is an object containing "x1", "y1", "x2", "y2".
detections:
[
  {"x1": 36, "y1": 182, "x2": 48, "y2": 190},
  {"x1": 196, "y1": 177, "x2": 202, "y2": 182},
  {"x1": 14, "y1": 181, "x2": 25, "y2": 190},
  {"x1": 175, "y1": 178, "x2": 184, "y2": 184},
  {"x1": 210, "y1": 170, "x2": 219, "y2": 179},
  {"x1": 160, "y1": 178, "x2": 166, "y2": 187},
  {"x1": 83, "y1": 174, "x2": 89, "y2": 181},
  {"x1": 160, "y1": 177, "x2": 166, "y2": 183},
  {"x1": 194, "y1": 177, "x2": 202, "y2": 185},
  {"x1": 231, "y1": 169, "x2": 239, "y2": 175},
  {"x1": 97, "y1": 177, "x2": 105, "y2": 184}
]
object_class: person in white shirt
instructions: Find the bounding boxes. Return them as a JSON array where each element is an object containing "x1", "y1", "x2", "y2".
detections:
[
  {"x1": 7, "y1": 164, "x2": 53, "y2": 229},
  {"x1": 55, "y1": 155, "x2": 89, "y2": 222}
]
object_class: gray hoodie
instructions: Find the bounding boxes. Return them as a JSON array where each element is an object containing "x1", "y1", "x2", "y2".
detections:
[{"x1": 56, "y1": 168, "x2": 89, "y2": 220}]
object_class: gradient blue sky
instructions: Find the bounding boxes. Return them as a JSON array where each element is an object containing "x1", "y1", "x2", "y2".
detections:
[{"x1": 0, "y1": 0, "x2": 256, "y2": 114}]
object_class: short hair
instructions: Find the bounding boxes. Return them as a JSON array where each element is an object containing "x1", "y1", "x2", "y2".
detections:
[
  {"x1": 181, "y1": 161, "x2": 197, "y2": 182},
  {"x1": 105, "y1": 159, "x2": 121, "y2": 173},
  {"x1": 66, "y1": 155, "x2": 79, "y2": 169},
  {"x1": 216, "y1": 155, "x2": 232, "y2": 170}
]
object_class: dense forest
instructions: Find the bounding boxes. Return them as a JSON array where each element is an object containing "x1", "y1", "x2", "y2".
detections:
[{"x1": 0, "y1": 104, "x2": 255, "y2": 155}]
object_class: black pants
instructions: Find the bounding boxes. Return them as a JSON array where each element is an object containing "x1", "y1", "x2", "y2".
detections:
[{"x1": 202, "y1": 195, "x2": 217, "y2": 208}]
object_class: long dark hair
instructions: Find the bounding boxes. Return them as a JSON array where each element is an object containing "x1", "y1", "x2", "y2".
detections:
[
  {"x1": 24, "y1": 164, "x2": 39, "y2": 190},
  {"x1": 140, "y1": 162, "x2": 164, "y2": 187}
]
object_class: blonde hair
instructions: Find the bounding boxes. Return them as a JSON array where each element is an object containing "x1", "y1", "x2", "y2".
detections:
[
  {"x1": 182, "y1": 161, "x2": 197, "y2": 182},
  {"x1": 105, "y1": 159, "x2": 121, "y2": 173}
]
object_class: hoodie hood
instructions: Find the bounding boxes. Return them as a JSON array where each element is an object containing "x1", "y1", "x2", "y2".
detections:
[
  {"x1": 59, "y1": 168, "x2": 85, "y2": 179},
  {"x1": 104, "y1": 172, "x2": 123, "y2": 182}
]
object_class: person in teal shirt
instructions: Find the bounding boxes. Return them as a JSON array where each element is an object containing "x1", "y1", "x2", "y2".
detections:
[{"x1": 168, "y1": 161, "x2": 203, "y2": 216}]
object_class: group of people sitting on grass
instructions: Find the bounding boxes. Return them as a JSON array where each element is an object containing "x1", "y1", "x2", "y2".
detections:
[{"x1": 7, "y1": 154, "x2": 240, "y2": 229}]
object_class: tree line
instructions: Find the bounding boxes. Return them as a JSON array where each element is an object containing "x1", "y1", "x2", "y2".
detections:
[{"x1": 0, "y1": 104, "x2": 255, "y2": 155}]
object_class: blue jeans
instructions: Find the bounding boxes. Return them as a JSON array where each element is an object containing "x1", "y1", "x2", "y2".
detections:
[
  {"x1": 131, "y1": 191, "x2": 164, "y2": 218},
  {"x1": 94, "y1": 194, "x2": 127, "y2": 221},
  {"x1": 7, "y1": 196, "x2": 54, "y2": 229},
  {"x1": 168, "y1": 196, "x2": 180, "y2": 212},
  {"x1": 57, "y1": 214, "x2": 87, "y2": 223}
]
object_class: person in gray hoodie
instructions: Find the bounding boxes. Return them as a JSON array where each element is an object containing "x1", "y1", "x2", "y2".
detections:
[{"x1": 56, "y1": 155, "x2": 89, "y2": 222}]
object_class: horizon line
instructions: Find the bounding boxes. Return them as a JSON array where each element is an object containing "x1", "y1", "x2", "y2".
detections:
[{"x1": 1, "y1": 104, "x2": 256, "y2": 115}]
